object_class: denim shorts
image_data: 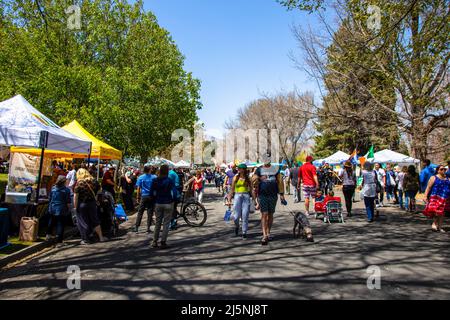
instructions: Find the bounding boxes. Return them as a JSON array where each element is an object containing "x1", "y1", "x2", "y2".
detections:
[{"x1": 258, "y1": 195, "x2": 278, "y2": 214}]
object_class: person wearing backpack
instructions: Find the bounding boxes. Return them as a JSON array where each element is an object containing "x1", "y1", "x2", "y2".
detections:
[
  {"x1": 151, "y1": 165, "x2": 177, "y2": 248},
  {"x1": 253, "y1": 152, "x2": 285, "y2": 245},
  {"x1": 403, "y1": 165, "x2": 420, "y2": 213},
  {"x1": 46, "y1": 176, "x2": 71, "y2": 245}
]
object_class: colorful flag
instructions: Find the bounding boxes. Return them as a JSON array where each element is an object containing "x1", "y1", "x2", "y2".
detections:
[
  {"x1": 367, "y1": 145, "x2": 374, "y2": 159},
  {"x1": 349, "y1": 148, "x2": 357, "y2": 165}
]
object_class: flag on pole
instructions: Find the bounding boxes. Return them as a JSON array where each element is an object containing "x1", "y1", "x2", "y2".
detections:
[
  {"x1": 367, "y1": 145, "x2": 374, "y2": 159},
  {"x1": 349, "y1": 148, "x2": 359, "y2": 165}
]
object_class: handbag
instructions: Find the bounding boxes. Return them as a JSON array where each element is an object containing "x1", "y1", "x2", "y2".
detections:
[
  {"x1": 389, "y1": 173, "x2": 396, "y2": 186},
  {"x1": 86, "y1": 181, "x2": 101, "y2": 206},
  {"x1": 19, "y1": 217, "x2": 39, "y2": 242},
  {"x1": 374, "y1": 171, "x2": 382, "y2": 193},
  {"x1": 224, "y1": 207, "x2": 232, "y2": 223}
]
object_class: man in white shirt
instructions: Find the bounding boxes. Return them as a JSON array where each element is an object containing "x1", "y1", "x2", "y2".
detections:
[
  {"x1": 66, "y1": 164, "x2": 77, "y2": 193},
  {"x1": 284, "y1": 166, "x2": 291, "y2": 195},
  {"x1": 374, "y1": 163, "x2": 386, "y2": 207}
]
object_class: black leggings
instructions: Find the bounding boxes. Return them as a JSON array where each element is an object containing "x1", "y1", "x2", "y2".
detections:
[
  {"x1": 342, "y1": 185, "x2": 356, "y2": 214},
  {"x1": 76, "y1": 200, "x2": 100, "y2": 241}
]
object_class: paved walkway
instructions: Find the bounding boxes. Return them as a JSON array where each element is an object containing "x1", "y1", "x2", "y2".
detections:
[{"x1": 0, "y1": 186, "x2": 449, "y2": 299}]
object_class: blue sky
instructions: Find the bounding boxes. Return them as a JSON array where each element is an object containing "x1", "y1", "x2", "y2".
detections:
[{"x1": 143, "y1": 0, "x2": 328, "y2": 137}]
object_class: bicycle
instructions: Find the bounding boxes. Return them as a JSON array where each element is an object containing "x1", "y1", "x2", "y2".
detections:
[{"x1": 174, "y1": 190, "x2": 207, "y2": 227}]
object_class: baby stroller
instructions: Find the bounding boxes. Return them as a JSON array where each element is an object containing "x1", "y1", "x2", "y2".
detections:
[
  {"x1": 314, "y1": 198, "x2": 345, "y2": 224},
  {"x1": 97, "y1": 190, "x2": 119, "y2": 238}
]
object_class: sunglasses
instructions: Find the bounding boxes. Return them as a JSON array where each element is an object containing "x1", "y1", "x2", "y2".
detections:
[{"x1": 438, "y1": 168, "x2": 445, "y2": 171}]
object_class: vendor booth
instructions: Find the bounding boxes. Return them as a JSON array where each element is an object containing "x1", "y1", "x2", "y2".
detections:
[
  {"x1": 314, "y1": 151, "x2": 351, "y2": 166},
  {"x1": 0, "y1": 95, "x2": 91, "y2": 240},
  {"x1": 12, "y1": 120, "x2": 123, "y2": 179},
  {"x1": 366, "y1": 149, "x2": 420, "y2": 166},
  {"x1": 175, "y1": 160, "x2": 192, "y2": 168}
]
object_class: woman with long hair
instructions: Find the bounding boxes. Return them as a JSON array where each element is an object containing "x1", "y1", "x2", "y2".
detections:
[
  {"x1": 228, "y1": 163, "x2": 253, "y2": 239},
  {"x1": 193, "y1": 170, "x2": 205, "y2": 204},
  {"x1": 339, "y1": 161, "x2": 356, "y2": 217},
  {"x1": 73, "y1": 168, "x2": 106, "y2": 245},
  {"x1": 403, "y1": 165, "x2": 420, "y2": 213},
  {"x1": 423, "y1": 164, "x2": 450, "y2": 232}
]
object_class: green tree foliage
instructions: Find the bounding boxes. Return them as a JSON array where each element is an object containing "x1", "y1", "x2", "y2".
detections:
[
  {"x1": 282, "y1": 0, "x2": 449, "y2": 161},
  {"x1": 313, "y1": 19, "x2": 399, "y2": 158},
  {"x1": 0, "y1": 0, "x2": 202, "y2": 163},
  {"x1": 277, "y1": 0, "x2": 326, "y2": 12}
]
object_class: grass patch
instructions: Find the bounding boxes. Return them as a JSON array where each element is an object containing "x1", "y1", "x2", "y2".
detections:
[
  {"x1": 0, "y1": 236, "x2": 43, "y2": 257},
  {"x1": 0, "y1": 173, "x2": 7, "y2": 197}
]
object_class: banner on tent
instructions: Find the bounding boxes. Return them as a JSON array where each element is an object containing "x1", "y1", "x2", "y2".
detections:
[{"x1": 8, "y1": 152, "x2": 52, "y2": 192}]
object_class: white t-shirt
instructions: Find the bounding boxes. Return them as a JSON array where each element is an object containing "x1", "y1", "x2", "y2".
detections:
[
  {"x1": 284, "y1": 168, "x2": 290, "y2": 179},
  {"x1": 397, "y1": 172, "x2": 406, "y2": 190},
  {"x1": 340, "y1": 169, "x2": 356, "y2": 186},
  {"x1": 375, "y1": 168, "x2": 386, "y2": 187},
  {"x1": 66, "y1": 169, "x2": 77, "y2": 188},
  {"x1": 362, "y1": 170, "x2": 377, "y2": 198}
]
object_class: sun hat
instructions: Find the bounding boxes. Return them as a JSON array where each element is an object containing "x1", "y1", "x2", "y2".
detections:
[{"x1": 237, "y1": 163, "x2": 247, "y2": 169}]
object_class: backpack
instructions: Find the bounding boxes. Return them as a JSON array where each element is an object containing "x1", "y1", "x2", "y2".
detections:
[{"x1": 373, "y1": 171, "x2": 382, "y2": 193}]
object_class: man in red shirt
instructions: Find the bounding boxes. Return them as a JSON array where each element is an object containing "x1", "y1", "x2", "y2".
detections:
[{"x1": 298, "y1": 156, "x2": 319, "y2": 215}]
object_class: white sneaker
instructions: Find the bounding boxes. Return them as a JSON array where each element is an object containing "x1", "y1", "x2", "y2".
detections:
[{"x1": 376, "y1": 204, "x2": 380, "y2": 208}]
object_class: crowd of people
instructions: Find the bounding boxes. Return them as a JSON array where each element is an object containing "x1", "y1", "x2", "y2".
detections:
[
  {"x1": 44, "y1": 155, "x2": 450, "y2": 248},
  {"x1": 220, "y1": 155, "x2": 450, "y2": 245}
]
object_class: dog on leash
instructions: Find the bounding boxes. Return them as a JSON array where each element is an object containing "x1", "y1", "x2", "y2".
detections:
[{"x1": 293, "y1": 211, "x2": 314, "y2": 242}]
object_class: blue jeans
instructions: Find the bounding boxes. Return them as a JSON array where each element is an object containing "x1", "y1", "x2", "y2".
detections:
[
  {"x1": 405, "y1": 190, "x2": 418, "y2": 211},
  {"x1": 386, "y1": 185, "x2": 394, "y2": 201},
  {"x1": 47, "y1": 215, "x2": 65, "y2": 242},
  {"x1": 364, "y1": 197, "x2": 376, "y2": 221},
  {"x1": 234, "y1": 193, "x2": 251, "y2": 234},
  {"x1": 398, "y1": 189, "x2": 404, "y2": 208}
]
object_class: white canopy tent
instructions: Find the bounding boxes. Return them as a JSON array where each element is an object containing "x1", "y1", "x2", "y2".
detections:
[
  {"x1": 0, "y1": 95, "x2": 91, "y2": 203},
  {"x1": 0, "y1": 95, "x2": 91, "y2": 154},
  {"x1": 147, "y1": 157, "x2": 176, "y2": 167},
  {"x1": 315, "y1": 151, "x2": 350, "y2": 166},
  {"x1": 175, "y1": 160, "x2": 191, "y2": 168},
  {"x1": 367, "y1": 149, "x2": 419, "y2": 165}
]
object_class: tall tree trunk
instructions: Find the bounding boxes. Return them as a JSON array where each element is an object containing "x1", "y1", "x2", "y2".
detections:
[
  {"x1": 411, "y1": 128, "x2": 428, "y2": 162},
  {"x1": 140, "y1": 151, "x2": 149, "y2": 165}
]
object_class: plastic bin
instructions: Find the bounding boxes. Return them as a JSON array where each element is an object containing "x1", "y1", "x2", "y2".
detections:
[{"x1": 0, "y1": 207, "x2": 10, "y2": 249}]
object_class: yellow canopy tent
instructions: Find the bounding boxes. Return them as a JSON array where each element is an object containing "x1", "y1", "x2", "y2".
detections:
[
  {"x1": 61, "y1": 120, "x2": 122, "y2": 160},
  {"x1": 11, "y1": 120, "x2": 122, "y2": 160}
]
